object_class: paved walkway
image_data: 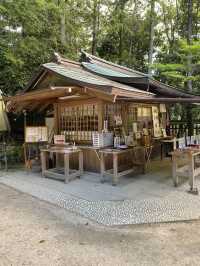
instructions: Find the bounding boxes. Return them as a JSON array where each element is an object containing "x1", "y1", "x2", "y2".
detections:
[{"x1": 1, "y1": 159, "x2": 200, "y2": 225}]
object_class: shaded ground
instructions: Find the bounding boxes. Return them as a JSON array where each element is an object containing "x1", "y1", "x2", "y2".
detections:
[{"x1": 0, "y1": 184, "x2": 200, "y2": 265}]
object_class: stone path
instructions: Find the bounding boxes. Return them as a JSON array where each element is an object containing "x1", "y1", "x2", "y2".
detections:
[{"x1": 1, "y1": 166, "x2": 200, "y2": 226}]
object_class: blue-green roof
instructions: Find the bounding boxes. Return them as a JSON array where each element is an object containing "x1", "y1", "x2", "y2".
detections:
[
  {"x1": 42, "y1": 62, "x2": 154, "y2": 95},
  {"x1": 82, "y1": 62, "x2": 132, "y2": 78}
]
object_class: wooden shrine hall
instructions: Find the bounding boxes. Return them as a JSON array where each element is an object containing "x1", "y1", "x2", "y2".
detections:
[{"x1": 5, "y1": 51, "x2": 200, "y2": 185}]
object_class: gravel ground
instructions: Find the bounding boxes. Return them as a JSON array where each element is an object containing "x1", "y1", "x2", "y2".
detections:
[{"x1": 0, "y1": 184, "x2": 200, "y2": 266}]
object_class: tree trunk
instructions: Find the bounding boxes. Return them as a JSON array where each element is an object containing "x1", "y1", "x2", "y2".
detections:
[
  {"x1": 61, "y1": 10, "x2": 66, "y2": 45},
  {"x1": 186, "y1": 0, "x2": 193, "y2": 136},
  {"x1": 187, "y1": 0, "x2": 193, "y2": 91},
  {"x1": 91, "y1": 0, "x2": 100, "y2": 55},
  {"x1": 58, "y1": 0, "x2": 66, "y2": 46},
  {"x1": 148, "y1": 0, "x2": 155, "y2": 76}
]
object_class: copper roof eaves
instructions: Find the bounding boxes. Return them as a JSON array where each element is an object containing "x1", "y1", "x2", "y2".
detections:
[{"x1": 81, "y1": 50, "x2": 147, "y2": 77}]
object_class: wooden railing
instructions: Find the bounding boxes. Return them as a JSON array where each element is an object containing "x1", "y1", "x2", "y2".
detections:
[{"x1": 169, "y1": 121, "x2": 200, "y2": 137}]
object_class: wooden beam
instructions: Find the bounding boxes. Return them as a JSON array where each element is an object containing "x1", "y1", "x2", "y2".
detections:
[
  {"x1": 56, "y1": 96, "x2": 95, "y2": 105},
  {"x1": 29, "y1": 102, "x2": 41, "y2": 112},
  {"x1": 57, "y1": 97, "x2": 99, "y2": 107},
  {"x1": 14, "y1": 101, "x2": 31, "y2": 113},
  {"x1": 38, "y1": 102, "x2": 52, "y2": 112},
  {"x1": 7, "y1": 87, "x2": 74, "y2": 103},
  {"x1": 85, "y1": 87, "x2": 114, "y2": 102},
  {"x1": 116, "y1": 97, "x2": 200, "y2": 103},
  {"x1": 111, "y1": 87, "x2": 154, "y2": 99}
]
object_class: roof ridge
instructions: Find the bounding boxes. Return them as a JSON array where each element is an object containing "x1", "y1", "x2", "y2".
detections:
[
  {"x1": 60, "y1": 57, "x2": 81, "y2": 66},
  {"x1": 81, "y1": 50, "x2": 148, "y2": 77}
]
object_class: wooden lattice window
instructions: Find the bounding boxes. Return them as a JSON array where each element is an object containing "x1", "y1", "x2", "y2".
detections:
[
  {"x1": 127, "y1": 104, "x2": 138, "y2": 133},
  {"x1": 59, "y1": 104, "x2": 98, "y2": 142},
  {"x1": 104, "y1": 103, "x2": 123, "y2": 130}
]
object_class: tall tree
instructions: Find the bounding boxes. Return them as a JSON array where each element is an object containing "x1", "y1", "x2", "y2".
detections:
[
  {"x1": 186, "y1": 0, "x2": 193, "y2": 135},
  {"x1": 148, "y1": 0, "x2": 155, "y2": 75},
  {"x1": 91, "y1": 0, "x2": 100, "y2": 55}
]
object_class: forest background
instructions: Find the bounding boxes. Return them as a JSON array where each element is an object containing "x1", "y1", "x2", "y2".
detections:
[{"x1": 0, "y1": 0, "x2": 200, "y2": 119}]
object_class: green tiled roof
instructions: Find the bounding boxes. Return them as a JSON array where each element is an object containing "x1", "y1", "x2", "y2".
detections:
[
  {"x1": 82, "y1": 62, "x2": 132, "y2": 78},
  {"x1": 42, "y1": 62, "x2": 154, "y2": 95}
]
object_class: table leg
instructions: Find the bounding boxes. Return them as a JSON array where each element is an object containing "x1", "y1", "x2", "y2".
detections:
[
  {"x1": 142, "y1": 147, "x2": 146, "y2": 174},
  {"x1": 173, "y1": 139, "x2": 176, "y2": 150},
  {"x1": 41, "y1": 151, "x2": 47, "y2": 177},
  {"x1": 79, "y1": 150, "x2": 83, "y2": 176},
  {"x1": 161, "y1": 143, "x2": 163, "y2": 160},
  {"x1": 100, "y1": 153, "x2": 105, "y2": 183},
  {"x1": 56, "y1": 153, "x2": 60, "y2": 168},
  {"x1": 113, "y1": 153, "x2": 118, "y2": 186},
  {"x1": 4, "y1": 148, "x2": 7, "y2": 171},
  {"x1": 64, "y1": 153, "x2": 70, "y2": 183},
  {"x1": 189, "y1": 154, "x2": 195, "y2": 191},
  {"x1": 172, "y1": 155, "x2": 178, "y2": 186}
]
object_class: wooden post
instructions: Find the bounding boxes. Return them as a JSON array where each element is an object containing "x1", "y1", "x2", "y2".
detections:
[
  {"x1": 54, "y1": 103, "x2": 59, "y2": 134},
  {"x1": 113, "y1": 153, "x2": 118, "y2": 185},
  {"x1": 173, "y1": 138, "x2": 176, "y2": 150},
  {"x1": 121, "y1": 103, "x2": 128, "y2": 135},
  {"x1": 79, "y1": 150, "x2": 83, "y2": 175},
  {"x1": 41, "y1": 151, "x2": 47, "y2": 177},
  {"x1": 142, "y1": 147, "x2": 146, "y2": 174},
  {"x1": 172, "y1": 154, "x2": 178, "y2": 186},
  {"x1": 56, "y1": 153, "x2": 60, "y2": 168},
  {"x1": 64, "y1": 153, "x2": 70, "y2": 183},
  {"x1": 100, "y1": 152, "x2": 105, "y2": 183},
  {"x1": 160, "y1": 143, "x2": 163, "y2": 160},
  {"x1": 98, "y1": 101, "x2": 104, "y2": 133},
  {"x1": 189, "y1": 153, "x2": 195, "y2": 190}
]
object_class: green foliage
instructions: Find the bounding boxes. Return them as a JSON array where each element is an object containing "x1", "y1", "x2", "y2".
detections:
[
  {"x1": 154, "y1": 40, "x2": 200, "y2": 93},
  {"x1": 0, "y1": 0, "x2": 89, "y2": 95},
  {"x1": 0, "y1": 0, "x2": 200, "y2": 100}
]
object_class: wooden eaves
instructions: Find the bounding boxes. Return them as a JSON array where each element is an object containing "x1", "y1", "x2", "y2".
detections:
[{"x1": 116, "y1": 96, "x2": 200, "y2": 103}]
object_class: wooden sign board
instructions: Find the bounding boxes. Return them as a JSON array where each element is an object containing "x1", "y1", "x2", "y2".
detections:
[
  {"x1": 54, "y1": 135, "x2": 65, "y2": 145},
  {"x1": 25, "y1": 126, "x2": 48, "y2": 143},
  {"x1": 152, "y1": 106, "x2": 162, "y2": 137}
]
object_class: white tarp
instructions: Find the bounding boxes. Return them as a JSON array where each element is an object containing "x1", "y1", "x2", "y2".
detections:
[{"x1": 0, "y1": 91, "x2": 10, "y2": 132}]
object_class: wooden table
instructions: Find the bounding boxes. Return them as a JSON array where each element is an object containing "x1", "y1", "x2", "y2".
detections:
[
  {"x1": 99, "y1": 147, "x2": 145, "y2": 185},
  {"x1": 160, "y1": 138, "x2": 176, "y2": 160},
  {"x1": 40, "y1": 147, "x2": 83, "y2": 183},
  {"x1": 171, "y1": 148, "x2": 200, "y2": 191}
]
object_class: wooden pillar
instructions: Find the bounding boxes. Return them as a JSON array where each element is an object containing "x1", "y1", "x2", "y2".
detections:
[
  {"x1": 64, "y1": 153, "x2": 70, "y2": 183},
  {"x1": 172, "y1": 154, "x2": 178, "y2": 186},
  {"x1": 121, "y1": 102, "x2": 128, "y2": 134},
  {"x1": 41, "y1": 151, "x2": 47, "y2": 177},
  {"x1": 113, "y1": 153, "x2": 118, "y2": 185},
  {"x1": 54, "y1": 103, "x2": 59, "y2": 134},
  {"x1": 79, "y1": 150, "x2": 83, "y2": 175},
  {"x1": 98, "y1": 101, "x2": 104, "y2": 133},
  {"x1": 100, "y1": 152, "x2": 105, "y2": 183},
  {"x1": 189, "y1": 153, "x2": 195, "y2": 190}
]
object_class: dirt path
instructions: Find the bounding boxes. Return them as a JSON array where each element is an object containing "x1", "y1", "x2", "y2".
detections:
[{"x1": 0, "y1": 184, "x2": 200, "y2": 266}]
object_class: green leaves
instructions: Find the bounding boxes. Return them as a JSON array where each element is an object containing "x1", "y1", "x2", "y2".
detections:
[
  {"x1": 154, "y1": 39, "x2": 200, "y2": 91},
  {"x1": 0, "y1": 0, "x2": 200, "y2": 97},
  {"x1": 0, "y1": 0, "x2": 83, "y2": 94}
]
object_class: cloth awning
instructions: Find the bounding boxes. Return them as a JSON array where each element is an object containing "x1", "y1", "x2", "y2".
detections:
[{"x1": 0, "y1": 93, "x2": 10, "y2": 132}]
